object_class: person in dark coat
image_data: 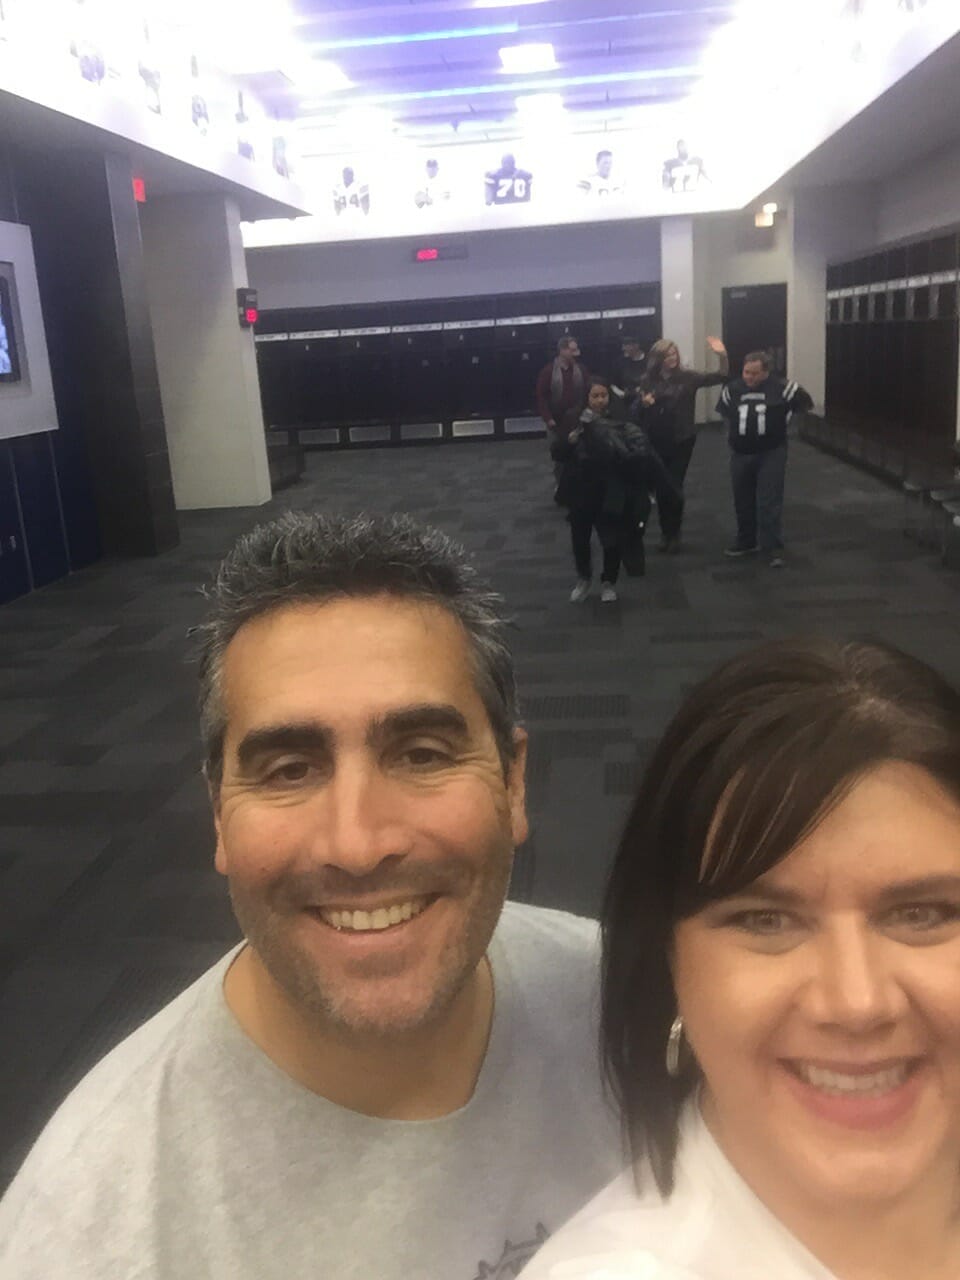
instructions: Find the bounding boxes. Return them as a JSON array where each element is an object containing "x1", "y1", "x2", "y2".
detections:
[
  {"x1": 556, "y1": 380, "x2": 658, "y2": 604},
  {"x1": 537, "y1": 336, "x2": 591, "y2": 499},
  {"x1": 610, "y1": 336, "x2": 646, "y2": 421},
  {"x1": 638, "y1": 336, "x2": 729, "y2": 552}
]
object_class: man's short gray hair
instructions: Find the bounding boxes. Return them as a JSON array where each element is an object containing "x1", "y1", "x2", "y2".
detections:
[{"x1": 194, "y1": 512, "x2": 519, "y2": 788}]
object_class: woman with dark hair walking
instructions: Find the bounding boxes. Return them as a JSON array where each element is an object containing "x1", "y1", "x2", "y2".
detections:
[
  {"x1": 639, "y1": 335, "x2": 729, "y2": 551},
  {"x1": 557, "y1": 379, "x2": 655, "y2": 604}
]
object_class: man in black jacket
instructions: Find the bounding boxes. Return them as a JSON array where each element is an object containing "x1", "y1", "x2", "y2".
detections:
[{"x1": 716, "y1": 351, "x2": 813, "y2": 567}]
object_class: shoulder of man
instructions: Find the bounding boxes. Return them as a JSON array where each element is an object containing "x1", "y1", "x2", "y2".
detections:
[{"x1": 493, "y1": 901, "x2": 601, "y2": 988}]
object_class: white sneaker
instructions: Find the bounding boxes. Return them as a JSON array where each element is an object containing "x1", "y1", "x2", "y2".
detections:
[
  {"x1": 569, "y1": 579, "x2": 591, "y2": 603},
  {"x1": 600, "y1": 583, "x2": 618, "y2": 603}
]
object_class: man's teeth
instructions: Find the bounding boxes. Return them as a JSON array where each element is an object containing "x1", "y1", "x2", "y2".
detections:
[
  {"x1": 794, "y1": 1062, "x2": 911, "y2": 1096},
  {"x1": 319, "y1": 900, "x2": 429, "y2": 932}
]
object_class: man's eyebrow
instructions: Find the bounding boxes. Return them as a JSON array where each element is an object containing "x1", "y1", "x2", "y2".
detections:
[
  {"x1": 367, "y1": 704, "x2": 470, "y2": 745},
  {"x1": 235, "y1": 724, "x2": 332, "y2": 770}
]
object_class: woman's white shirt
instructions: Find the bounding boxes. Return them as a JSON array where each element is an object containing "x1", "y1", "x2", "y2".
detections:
[{"x1": 518, "y1": 1105, "x2": 836, "y2": 1280}]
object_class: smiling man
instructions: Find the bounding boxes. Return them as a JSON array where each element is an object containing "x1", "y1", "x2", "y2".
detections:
[{"x1": 0, "y1": 513, "x2": 621, "y2": 1280}]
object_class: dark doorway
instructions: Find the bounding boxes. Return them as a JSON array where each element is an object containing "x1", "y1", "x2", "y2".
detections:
[{"x1": 722, "y1": 283, "x2": 788, "y2": 377}]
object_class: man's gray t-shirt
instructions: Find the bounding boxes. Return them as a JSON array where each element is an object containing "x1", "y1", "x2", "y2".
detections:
[{"x1": 0, "y1": 903, "x2": 622, "y2": 1279}]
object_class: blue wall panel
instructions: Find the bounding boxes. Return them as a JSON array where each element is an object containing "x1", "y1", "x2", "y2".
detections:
[
  {"x1": 10, "y1": 432, "x2": 70, "y2": 589},
  {"x1": 0, "y1": 444, "x2": 30, "y2": 604}
]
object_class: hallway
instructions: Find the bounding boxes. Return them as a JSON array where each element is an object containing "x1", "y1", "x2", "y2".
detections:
[{"x1": 2, "y1": 428, "x2": 959, "y2": 1185}]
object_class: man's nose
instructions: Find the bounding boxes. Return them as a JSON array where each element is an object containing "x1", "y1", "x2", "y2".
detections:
[{"x1": 311, "y1": 758, "x2": 412, "y2": 875}]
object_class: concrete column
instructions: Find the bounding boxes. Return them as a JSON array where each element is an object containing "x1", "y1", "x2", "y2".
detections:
[
  {"x1": 660, "y1": 216, "x2": 697, "y2": 360},
  {"x1": 789, "y1": 185, "x2": 878, "y2": 411},
  {"x1": 140, "y1": 194, "x2": 271, "y2": 510},
  {"x1": 660, "y1": 215, "x2": 712, "y2": 420}
]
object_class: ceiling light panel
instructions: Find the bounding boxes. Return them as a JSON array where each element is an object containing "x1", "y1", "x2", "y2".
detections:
[{"x1": 499, "y1": 43, "x2": 558, "y2": 74}]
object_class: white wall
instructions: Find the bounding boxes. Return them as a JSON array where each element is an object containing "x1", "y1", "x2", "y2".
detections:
[
  {"x1": 699, "y1": 206, "x2": 795, "y2": 343},
  {"x1": 246, "y1": 220, "x2": 662, "y2": 311},
  {"x1": 141, "y1": 194, "x2": 272, "y2": 510},
  {"x1": 876, "y1": 138, "x2": 960, "y2": 246},
  {"x1": 790, "y1": 184, "x2": 879, "y2": 407}
]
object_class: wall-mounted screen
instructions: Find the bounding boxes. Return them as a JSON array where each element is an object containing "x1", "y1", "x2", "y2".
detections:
[{"x1": 0, "y1": 270, "x2": 22, "y2": 383}]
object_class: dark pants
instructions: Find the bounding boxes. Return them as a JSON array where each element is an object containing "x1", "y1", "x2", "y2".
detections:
[
  {"x1": 730, "y1": 444, "x2": 788, "y2": 551},
  {"x1": 653, "y1": 436, "x2": 696, "y2": 539},
  {"x1": 570, "y1": 509, "x2": 621, "y2": 583}
]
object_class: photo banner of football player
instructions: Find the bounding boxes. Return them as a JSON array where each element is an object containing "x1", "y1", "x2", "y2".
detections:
[
  {"x1": 0, "y1": 0, "x2": 295, "y2": 182},
  {"x1": 243, "y1": 0, "x2": 958, "y2": 251},
  {"x1": 242, "y1": 116, "x2": 741, "y2": 249}
]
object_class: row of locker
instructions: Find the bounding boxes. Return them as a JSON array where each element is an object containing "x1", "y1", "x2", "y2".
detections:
[
  {"x1": 826, "y1": 232, "x2": 959, "y2": 290},
  {"x1": 255, "y1": 283, "x2": 662, "y2": 432},
  {"x1": 257, "y1": 336, "x2": 652, "y2": 428},
  {"x1": 825, "y1": 318, "x2": 959, "y2": 442},
  {"x1": 828, "y1": 281, "x2": 959, "y2": 325}
]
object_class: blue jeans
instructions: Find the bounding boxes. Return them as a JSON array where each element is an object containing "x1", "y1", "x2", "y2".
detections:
[{"x1": 729, "y1": 444, "x2": 787, "y2": 551}]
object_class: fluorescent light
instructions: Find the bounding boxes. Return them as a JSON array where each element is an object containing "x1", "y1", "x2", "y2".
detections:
[
  {"x1": 755, "y1": 211, "x2": 775, "y2": 228},
  {"x1": 515, "y1": 92, "x2": 564, "y2": 116},
  {"x1": 762, "y1": 201, "x2": 779, "y2": 215},
  {"x1": 499, "y1": 43, "x2": 557, "y2": 74}
]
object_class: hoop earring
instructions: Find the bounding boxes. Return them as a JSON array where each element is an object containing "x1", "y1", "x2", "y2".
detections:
[{"x1": 665, "y1": 1015, "x2": 684, "y2": 1078}]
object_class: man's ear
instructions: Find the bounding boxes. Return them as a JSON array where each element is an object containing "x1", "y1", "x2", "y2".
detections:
[{"x1": 507, "y1": 727, "x2": 529, "y2": 848}]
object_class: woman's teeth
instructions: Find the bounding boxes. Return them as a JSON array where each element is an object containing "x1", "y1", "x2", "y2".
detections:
[
  {"x1": 792, "y1": 1062, "x2": 912, "y2": 1096},
  {"x1": 319, "y1": 899, "x2": 429, "y2": 932}
]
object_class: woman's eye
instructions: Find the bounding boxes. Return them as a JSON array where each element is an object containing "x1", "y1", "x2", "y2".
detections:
[
  {"x1": 888, "y1": 903, "x2": 960, "y2": 932},
  {"x1": 729, "y1": 909, "x2": 795, "y2": 936}
]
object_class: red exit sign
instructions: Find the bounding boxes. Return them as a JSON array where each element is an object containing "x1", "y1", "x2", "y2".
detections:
[{"x1": 412, "y1": 244, "x2": 468, "y2": 263}]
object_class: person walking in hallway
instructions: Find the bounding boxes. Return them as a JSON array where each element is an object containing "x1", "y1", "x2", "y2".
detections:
[
  {"x1": 610, "y1": 335, "x2": 646, "y2": 420},
  {"x1": 536, "y1": 336, "x2": 590, "y2": 496},
  {"x1": 638, "y1": 336, "x2": 729, "y2": 552},
  {"x1": 717, "y1": 350, "x2": 813, "y2": 567},
  {"x1": 558, "y1": 380, "x2": 654, "y2": 604}
]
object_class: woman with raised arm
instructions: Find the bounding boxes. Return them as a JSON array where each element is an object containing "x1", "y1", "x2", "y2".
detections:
[
  {"x1": 521, "y1": 636, "x2": 960, "y2": 1280},
  {"x1": 638, "y1": 336, "x2": 728, "y2": 552}
]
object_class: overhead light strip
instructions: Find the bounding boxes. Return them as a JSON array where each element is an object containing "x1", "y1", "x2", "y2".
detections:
[
  {"x1": 306, "y1": 7, "x2": 735, "y2": 51},
  {"x1": 300, "y1": 64, "x2": 700, "y2": 110}
]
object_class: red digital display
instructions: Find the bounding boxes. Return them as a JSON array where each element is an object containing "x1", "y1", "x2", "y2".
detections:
[
  {"x1": 245, "y1": 307, "x2": 259, "y2": 325},
  {"x1": 132, "y1": 177, "x2": 146, "y2": 203},
  {"x1": 416, "y1": 248, "x2": 440, "y2": 262}
]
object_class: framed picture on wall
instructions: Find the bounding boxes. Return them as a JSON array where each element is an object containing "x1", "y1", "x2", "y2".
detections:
[{"x1": 0, "y1": 271, "x2": 22, "y2": 383}]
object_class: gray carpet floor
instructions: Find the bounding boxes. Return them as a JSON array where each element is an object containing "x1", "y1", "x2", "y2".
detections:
[{"x1": 2, "y1": 426, "x2": 959, "y2": 1188}]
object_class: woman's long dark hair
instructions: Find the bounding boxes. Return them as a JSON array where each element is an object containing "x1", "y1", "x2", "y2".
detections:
[{"x1": 601, "y1": 636, "x2": 960, "y2": 1196}]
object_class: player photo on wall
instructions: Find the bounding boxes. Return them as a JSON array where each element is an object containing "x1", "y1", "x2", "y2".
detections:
[
  {"x1": 484, "y1": 153, "x2": 534, "y2": 205},
  {"x1": 415, "y1": 157, "x2": 452, "y2": 209},
  {"x1": 334, "y1": 166, "x2": 371, "y2": 216},
  {"x1": 662, "y1": 138, "x2": 709, "y2": 193},
  {"x1": 577, "y1": 149, "x2": 625, "y2": 198}
]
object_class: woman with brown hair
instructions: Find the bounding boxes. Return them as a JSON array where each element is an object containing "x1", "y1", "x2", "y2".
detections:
[
  {"x1": 638, "y1": 335, "x2": 728, "y2": 552},
  {"x1": 522, "y1": 637, "x2": 960, "y2": 1279}
]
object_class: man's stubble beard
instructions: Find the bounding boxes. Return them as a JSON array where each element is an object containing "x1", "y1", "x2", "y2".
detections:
[{"x1": 226, "y1": 841, "x2": 515, "y2": 1041}]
